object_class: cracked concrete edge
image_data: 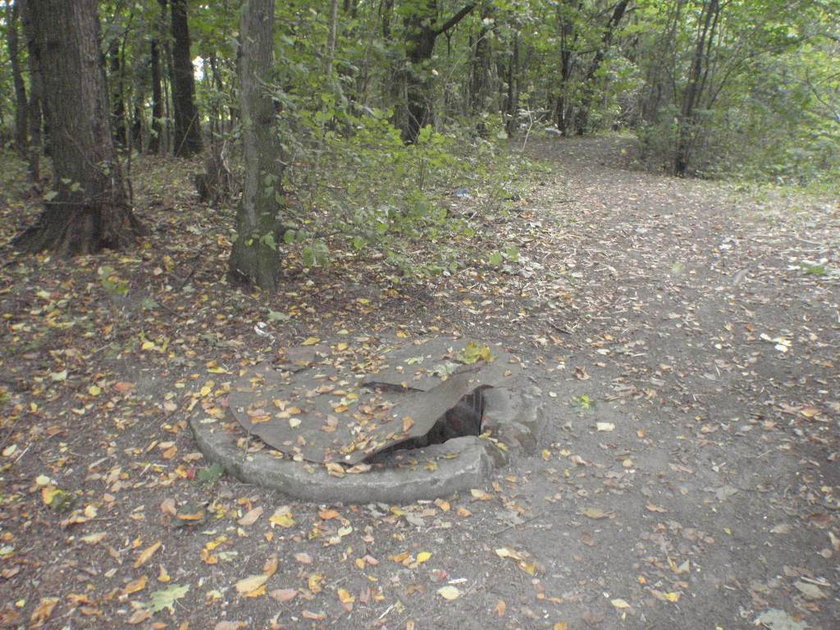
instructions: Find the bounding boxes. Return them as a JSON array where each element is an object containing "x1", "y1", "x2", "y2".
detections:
[{"x1": 189, "y1": 414, "x2": 494, "y2": 504}]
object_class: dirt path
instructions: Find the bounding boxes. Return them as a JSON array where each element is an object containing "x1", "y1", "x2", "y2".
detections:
[{"x1": 1, "y1": 138, "x2": 837, "y2": 629}]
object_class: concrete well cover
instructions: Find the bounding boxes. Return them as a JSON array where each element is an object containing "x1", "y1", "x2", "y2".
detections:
[{"x1": 228, "y1": 337, "x2": 523, "y2": 465}]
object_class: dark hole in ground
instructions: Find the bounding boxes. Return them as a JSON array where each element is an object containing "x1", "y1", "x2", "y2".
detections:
[{"x1": 364, "y1": 386, "x2": 491, "y2": 463}]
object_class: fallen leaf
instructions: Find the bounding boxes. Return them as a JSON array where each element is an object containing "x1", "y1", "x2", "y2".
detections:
[
  {"x1": 294, "y1": 552, "x2": 313, "y2": 564},
  {"x1": 134, "y1": 541, "x2": 162, "y2": 568},
  {"x1": 301, "y1": 337, "x2": 320, "y2": 346},
  {"x1": 416, "y1": 551, "x2": 432, "y2": 564},
  {"x1": 235, "y1": 574, "x2": 269, "y2": 596},
  {"x1": 214, "y1": 622, "x2": 246, "y2": 630},
  {"x1": 595, "y1": 422, "x2": 615, "y2": 432},
  {"x1": 160, "y1": 498, "x2": 177, "y2": 516},
  {"x1": 794, "y1": 581, "x2": 826, "y2": 600},
  {"x1": 318, "y1": 509, "x2": 341, "y2": 520},
  {"x1": 302, "y1": 611, "x2": 326, "y2": 620},
  {"x1": 554, "y1": 624, "x2": 569, "y2": 630},
  {"x1": 269, "y1": 507, "x2": 295, "y2": 528},
  {"x1": 123, "y1": 575, "x2": 148, "y2": 595},
  {"x1": 495, "y1": 599, "x2": 507, "y2": 616},
  {"x1": 580, "y1": 507, "x2": 612, "y2": 520},
  {"x1": 337, "y1": 588, "x2": 355, "y2": 604},
  {"x1": 269, "y1": 589, "x2": 298, "y2": 602},
  {"x1": 437, "y1": 585, "x2": 462, "y2": 600},
  {"x1": 645, "y1": 503, "x2": 668, "y2": 513},
  {"x1": 149, "y1": 584, "x2": 189, "y2": 613},
  {"x1": 470, "y1": 488, "x2": 493, "y2": 501},
  {"x1": 238, "y1": 506, "x2": 263, "y2": 526},
  {"x1": 30, "y1": 597, "x2": 59, "y2": 627},
  {"x1": 611, "y1": 598, "x2": 631, "y2": 609}
]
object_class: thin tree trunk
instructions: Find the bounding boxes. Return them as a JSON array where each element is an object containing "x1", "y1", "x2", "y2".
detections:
[
  {"x1": 19, "y1": 0, "x2": 42, "y2": 181},
  {"x1": 149, "y1": 37, "x2": 163, "y2": 153},
  {"x1": 6, "y1": 0, "x2": 28, "y2": 156},
  {"x1": 14, "y1": 0, "x2": 143, "y2": 255},
  {"x1": 229, "y1": 0, "x2": 283, "y2": 291},
  {"x1": 675, "y1": 0, "x2": 720, "y2": 175},
  {"x1": 169, "y1": 0, "x2": 202, "y2": 156},
  {"x1": 504, "y1": 34, "x2": 520, "y2": 137}
]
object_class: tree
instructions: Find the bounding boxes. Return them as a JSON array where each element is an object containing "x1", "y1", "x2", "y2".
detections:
[
  {"x1": 169, "y1": 0, "x2": 202, "y2": 156},
  {"x1": 5, "y1": 0, "x2": 28, "y2": 155},
  {"x1": 13, "y1": 0, "x2": 143, "y2": 255},
  {"x1": 399, "y1": 0, "x2": 476, "y2": 142},
  {"x1": 229, "y1": 0, "x2": 284, "y2": 290}
]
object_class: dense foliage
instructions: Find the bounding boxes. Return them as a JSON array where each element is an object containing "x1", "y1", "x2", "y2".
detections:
[{"x1": 0, "y1": 0, "x2": 837, "y2": 257}]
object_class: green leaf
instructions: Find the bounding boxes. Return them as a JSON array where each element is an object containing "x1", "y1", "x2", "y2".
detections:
[
  {"x1": 149, "y1": 584, "x2": 189, "y2": 613},
  {"x1": 197, "y1": 463, "x2": 225, "y2": 485}
]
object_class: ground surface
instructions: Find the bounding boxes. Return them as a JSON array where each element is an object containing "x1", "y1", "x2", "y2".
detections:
[{"x1": 1, "y1": 137, "x2": 838, "y2": 629}]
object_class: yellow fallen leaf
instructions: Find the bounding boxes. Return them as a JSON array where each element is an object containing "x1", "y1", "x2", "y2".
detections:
[
  {"x1": 416, "y1": 551, "x2": 432, "y2": 564},
  {"x1": 269, "y1": 507, "x2": 295, "y2": 528},
  {"x1": 80, "y1": 532, "x2": 107, "y2": 544},
  {"x1": 664, "y1": 592, "x2": 681, "y2": 602},
  {"x1": 402, "y1": 416, "x2": 415, "y2": 433},
  {"x1": 88, "y1": 385, "x2": 102, "y2": 396},
  {"x1": 134, "y1": 541, "x2": 162, "y2": 568},
  {"x1": 554, "y1": 624, "x2": 569, "y2": 630},
  {"x1": 338, "y1": 588, "x2": 355, "y2": 604},
  {"x1": 307, "y1": 573, "x2": 324, "y2": 593},
  {"x1": 437, "y1": 585, "x2": 462, "y2": 600},
  {"x1": 30, "y1": 597, "x2": 59, "y2": 626},
  {"x1": 611, "y1": 598, "x2": 631, "y2": 609},
  {"x1": 157, "y1": 565, "x2": 171, "y2": 582},
  {"x1": 301, "y1": 337, "x2": 320, "y2": 346},
  {"x1": 580, "y1": 507, "x2": 611, "y2": 519},
  {"x1": 495, "y1": 547, "x2": 526, "y2": 561},
  {"x1": 495, "y1": 599, "x2": 507, "y2": 616},
  {"x1": 235, "y1": 574, "x2": 269, "y2": 595},
  {"x1": 470, "y1": 488, "x2": 493, "y2": 501},
  {"x1": 318, "y1": 509, "x2": 341, "y2": 520}
]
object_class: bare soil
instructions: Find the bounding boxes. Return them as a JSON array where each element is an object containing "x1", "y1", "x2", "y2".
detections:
[{"x1": 1, "y1": 137, "x2": 837, "y2": 629}]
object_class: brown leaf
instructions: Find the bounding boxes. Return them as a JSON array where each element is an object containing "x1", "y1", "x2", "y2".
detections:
[
  {"x1": 160, "y1": 498, "x2": 177, "y2": 516},
  {"x1": 494, "y1": 599, "x2": 507, "y2": 616},
  {"x1": 269, "y1": 589, "x2": 298, "y2": 602},
  {"x1": 214, "y1": 622, "x2": 246, "y2": 630},
  {"x1": 123, "y1": 575, "x2": 148, "y2": 595},
  {"x1": 134, "y1": 541, "x2": 162, "y2": 568},
  {"x1": 30, "y1": 597, "x2": 59, "y2": 627},
  {"x1": 238, "y1": 506, "x2": 263, "y2": 526}
]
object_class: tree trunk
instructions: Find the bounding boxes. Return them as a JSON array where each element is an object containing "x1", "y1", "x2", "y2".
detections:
[
  {"x1": 108, "y1": 39, "x2": 127, "y2": 148},
  {"x1": 504, "y1": 34, "x2": 520, "y2": 137},
  {"x1": 574, "y1": 0, "x2": 630, "y2": 134},
  {"x1": 169, "y1": 0, "x2": 202, "y2": 156},
  {"x1": 400, "y1": 1, "x2": 476, "y2": 143},
  {"x1": 6, "y1": 0, "x2": 28, "y2": 156},
  {"x1": 14, "y1": 0, "x2": 143, "y2": 255},
  {"x1": 149, "y1": 37, "x2": 164, "y2": 153},
  {"x1": 229, "y1": 0, "x2": 283, "y2": 291},
  {"x1": 675, "y1": 0, "x2": 720, "y2": 175},
  {"x1": 19, "y1": 0, "x2": 42, "y2": 181}
]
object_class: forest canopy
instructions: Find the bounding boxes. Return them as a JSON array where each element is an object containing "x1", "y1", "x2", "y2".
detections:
[{"x1": 0, "y1": 0, "x2": 837, "y2": 272}]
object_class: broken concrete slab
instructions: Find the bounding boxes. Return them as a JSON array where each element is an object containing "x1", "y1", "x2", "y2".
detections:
[{"x1": 190, "y1": 337, "x2": 545, "y2": 503}]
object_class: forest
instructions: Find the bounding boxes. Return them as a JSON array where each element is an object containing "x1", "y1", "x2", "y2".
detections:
[
  {"x1": 1, "y1": 2, "x2": 838, "y2": 628},
  {"x1": 0, "y1": 0, "x2": 838, "y2": 287}
]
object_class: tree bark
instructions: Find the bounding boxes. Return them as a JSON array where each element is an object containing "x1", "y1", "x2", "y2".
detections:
[
  {"x1": 675, "y1": 0, "x2": 720, "y2": 175},
  {"x1": 400, "y1": 1, "x2": 476, "y2": 143},
  {"x1": 229, "y1": 0, "x2": 283, "y2": 291},
  {"x1": 169, "y1": 0, "x2": 202, "y2": 156},
  {"x1": 19, "y1": 0, "x2": 42, "y2": 181},
  {"x1": 6, "y1": 0, "x2": 28, "y2": 156},
  {"x1": 14, "y1": 0, "x2": 143, "y2": 255}
]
